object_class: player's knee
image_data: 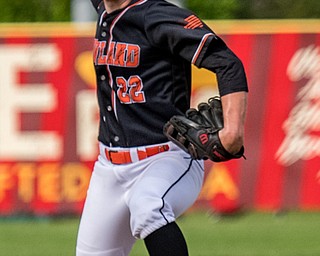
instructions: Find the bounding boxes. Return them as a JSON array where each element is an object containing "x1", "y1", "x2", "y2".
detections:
[{"x1": 128, "y1": 195, "x2": 174, "y2": 239}]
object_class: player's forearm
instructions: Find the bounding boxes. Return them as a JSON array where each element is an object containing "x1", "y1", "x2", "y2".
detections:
[{"x1": 219, "y1": 91, "x2": 248, "y2": 154}]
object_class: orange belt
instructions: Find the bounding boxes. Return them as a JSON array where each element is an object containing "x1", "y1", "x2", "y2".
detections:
[{"x1": 105, "y1": 144, "x2": 170, "y2": 164}]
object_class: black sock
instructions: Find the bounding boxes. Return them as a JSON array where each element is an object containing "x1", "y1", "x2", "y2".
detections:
[{"x1": 144, "y1": 222, "x2": 188, "y2": 256}]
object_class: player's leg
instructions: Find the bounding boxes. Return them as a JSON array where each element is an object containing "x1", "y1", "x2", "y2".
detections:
[
  {"x1": 144, "y1": 221, "x2": 188, "y2": 256},
  {"x1": 142, "y1": 156, "x2": 202, "y2": 256},
  {"x1": 126, "y1": 145, "x2": 204, "y2": 254},
  {"x1": 76, "y1": 157, "x2": 135, "y2": 256}
]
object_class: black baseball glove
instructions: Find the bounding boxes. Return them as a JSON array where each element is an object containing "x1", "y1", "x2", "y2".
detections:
[{"x1": 163, "y1": 97, "x2": 245, "y2": 162}]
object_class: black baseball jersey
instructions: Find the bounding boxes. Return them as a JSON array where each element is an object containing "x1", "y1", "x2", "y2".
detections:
[{"x1": 90, "y1": 0, "x2": 248, "y2": 147}]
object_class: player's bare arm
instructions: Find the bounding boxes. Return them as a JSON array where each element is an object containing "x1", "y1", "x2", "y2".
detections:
[{"x1": 219, "y1": 91, "x2": 248, "y2": 154}]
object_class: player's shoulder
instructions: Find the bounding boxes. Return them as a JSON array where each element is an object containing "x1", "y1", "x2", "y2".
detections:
[
  {"x1": 144, "y1": 0, "x2": 193, "y2": 16},
  {"x1": 146, "y1": 0, "x2": 184, "y2": 8},
  {"x1": 90, "y1": 0, "x2": 104, "y2": 12}
]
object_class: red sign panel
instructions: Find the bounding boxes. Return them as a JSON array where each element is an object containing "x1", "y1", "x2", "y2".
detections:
[{"x1": 0, "y1": 22, "x2": 320, "y2": 215}]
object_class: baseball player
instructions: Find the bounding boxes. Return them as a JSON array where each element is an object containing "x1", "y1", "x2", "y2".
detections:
[{"x1": 76, "y1": 0, "x2": 248, "y2": 255}]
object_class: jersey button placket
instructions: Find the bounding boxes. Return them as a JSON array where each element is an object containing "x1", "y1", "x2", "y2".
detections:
[
  {"x1": 100, "y1": 18, "x2": 107, "y2": 38},
  {"x1": 101, "y1": 31, "x2": 107, "y2": 37}
]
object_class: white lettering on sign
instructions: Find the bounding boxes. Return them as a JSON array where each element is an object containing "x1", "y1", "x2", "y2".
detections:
[
  {"x1": 0, "y1": 44, "x2": 62, "y2": 160},
  {"x1": 276, "y1": 45, "x2": 320, "y2": 166},
  {"x1": 76, "y1": 90, "x2": 99, "y2": 161}
]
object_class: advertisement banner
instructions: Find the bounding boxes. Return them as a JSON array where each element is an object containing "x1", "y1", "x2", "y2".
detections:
[{"x1": 0, "y1": 21, "x2": 319, "y2": 215}]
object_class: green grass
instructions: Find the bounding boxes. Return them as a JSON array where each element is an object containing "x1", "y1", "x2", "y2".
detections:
[
  {"x1": 0, "y1": 217, "x2": 79, "y2": 256},
  {"x1": 1, "y1": 211, "x2": 320, "y2": 256}
]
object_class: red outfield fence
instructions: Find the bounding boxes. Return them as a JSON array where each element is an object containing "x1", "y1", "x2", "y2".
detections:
[{"x1": 0, "y1": 20, "x2": 319, "y2": 215}]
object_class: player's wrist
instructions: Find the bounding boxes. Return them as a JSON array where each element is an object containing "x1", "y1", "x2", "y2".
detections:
[{"x1": 218, "y1": 129, "x2": 244, "y2": 154}]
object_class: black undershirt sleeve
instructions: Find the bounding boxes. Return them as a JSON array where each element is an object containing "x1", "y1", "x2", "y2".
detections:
[{"x1": 199, "y1": 36, "x2": 249, "y2": 96}]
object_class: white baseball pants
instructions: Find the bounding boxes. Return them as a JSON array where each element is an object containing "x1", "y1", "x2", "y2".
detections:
[{"x1": 76, "y1": 142, "x2": 204, "y2": 256}]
